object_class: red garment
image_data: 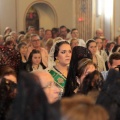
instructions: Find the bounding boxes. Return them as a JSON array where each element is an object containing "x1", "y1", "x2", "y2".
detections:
[{"x1": 0, "y1": 46, "x2": 21, "y2": 71}]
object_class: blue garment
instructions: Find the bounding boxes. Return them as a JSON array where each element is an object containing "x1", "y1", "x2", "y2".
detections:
[{"x1": 101, "y1": 71, "x2": 108, "y2": 80}]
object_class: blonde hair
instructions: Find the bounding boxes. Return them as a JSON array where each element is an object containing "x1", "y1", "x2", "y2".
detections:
[
  {"x1": 63, "y1": 104, "x2": 109, "y2": 120},
  {"x1": 45, "y1": 38, "x2": 54, "y2": 53},
  {"x1": 70, "y1": 38, "x2": 78, "y2": 44},
  {"x1": 45, "y1": 38, "x2": 54, "y2": 48},
  {"x1": 0, "y1": 35, "x2": 3, "y2": 40},
  {"x1": 61, "y1": 95, "x2": 94, "y2": 115},
  {"x1": 61, "y1": 95, "x2": 109, "y2": 120}
]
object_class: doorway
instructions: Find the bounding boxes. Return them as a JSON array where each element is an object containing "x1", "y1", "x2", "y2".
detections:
[{"x1": 25, "y1": 2, "x2": 58, "y2": 32}]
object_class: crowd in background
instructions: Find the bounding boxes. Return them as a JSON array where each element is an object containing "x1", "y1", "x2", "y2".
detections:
[{"x1": 0, "y1": 25, "x2": 120, "y2": 120}]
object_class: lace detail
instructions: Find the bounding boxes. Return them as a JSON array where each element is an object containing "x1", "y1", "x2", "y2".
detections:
[
  {"x1": 49, "y1": 38, "x2": 66, "y2": 61},
  {"x1": 0, "y1": 46, "x2": 21, "y2": 70},
  {"x1": 48, "y1": 38, "x2": 70, "y2": 68}
]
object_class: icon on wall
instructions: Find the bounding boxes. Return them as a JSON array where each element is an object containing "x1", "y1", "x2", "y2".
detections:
[{"x1": 26, "y1": 7, "x2": 39, "y2": 32}]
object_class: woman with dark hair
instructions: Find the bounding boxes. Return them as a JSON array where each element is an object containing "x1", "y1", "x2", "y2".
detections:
[
  {"x1": 105, "y1": 41, "x2": 115, "y2": 56},
  {"x1": 79, "y1": 70, "x2": 104, "y2": 102},
  {"x1": 112, "y1": 44, "x2": 120, "y2": 53},
  {"x1": 17, "y1": 42, "x2": 28, "y2": 71},
  {"x1": 0, "y1": 78, "x2": 17, "y2": 120},
  {"x1": 6, "y1": 72, "x2": 59, "y2": 120},
  {"x1": 4, "y1": 40, "x2": 15, "y2": 49},
  {"x1": 80, "y1": 70, "x2": 104, "y2": 94},
  {"x1": 86, "y1": 39, "x2": 106, "y2": 72},
  {"x1": 48, "y1": 40, "x2": 72, "y2": 95},
  {"x1": 94, "y1": 37, "x2": 108, "y2": 63},
  {"x1": 63, "y1": 46, "x2": 96, "y2": 97},
  {"x1": 0, "y1": 66, "x2": 17, "y2": 120},
  {"x1": 26, "y1": 49, "x2": 43, "y2": 72}
]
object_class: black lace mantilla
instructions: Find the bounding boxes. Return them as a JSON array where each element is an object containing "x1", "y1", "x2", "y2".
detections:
[{"x1": 0, "y1": 46, "x2": 21, "y2": 70}]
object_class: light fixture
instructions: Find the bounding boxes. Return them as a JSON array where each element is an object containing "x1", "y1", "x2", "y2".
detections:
[{"x1": 104, "y1": 0, "x2": 113, "y2": 18}]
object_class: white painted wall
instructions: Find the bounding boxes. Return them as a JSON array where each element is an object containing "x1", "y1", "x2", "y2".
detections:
[
  {"x1": 0, "y1": 0, "x2": 119, "y2": 40},
  {"x1": 0, "y1": 0, "x2": 16, "y2": 34},
  {"x1": 114, "y1": 0, "x2": 120, "y2": 37},
  {"x1": 34, "y1": 3, "x2": 55, "y2": 30},
  {"x1": 0, "y1": 0, "x2": 74, "y2": 34},
  {"x1": 16, "y1": 0, "x2": 74, "y2": 32}
]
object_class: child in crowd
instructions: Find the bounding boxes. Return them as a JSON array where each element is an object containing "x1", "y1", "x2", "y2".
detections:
[{"x1": 26, "y1": 49, "x2": 43, "y2": 72}]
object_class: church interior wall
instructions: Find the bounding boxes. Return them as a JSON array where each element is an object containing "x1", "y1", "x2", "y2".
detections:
[{"x1": 0, "y1": 0, "x2": 120, "y2": 40}]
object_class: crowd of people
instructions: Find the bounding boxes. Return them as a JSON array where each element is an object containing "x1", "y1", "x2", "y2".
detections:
[{"x1": 0, "y1": 25, "x2": 120, "y2": 120}]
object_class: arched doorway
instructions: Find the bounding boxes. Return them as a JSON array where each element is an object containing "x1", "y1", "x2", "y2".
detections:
[
  {"x1": 26, "y1": 7, "x2": 39, "y2": 31},
  {"x1": 25, "y1": 1, "x2": 58, "y2": 32}
]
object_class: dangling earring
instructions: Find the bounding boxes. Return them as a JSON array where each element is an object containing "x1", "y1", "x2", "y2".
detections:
[
  {"x1": 55, "y1": 59, "x2": 59, "y2": 64},
  {"x1": 55, "y1": 57, "x2": 59, "y2": 64}
]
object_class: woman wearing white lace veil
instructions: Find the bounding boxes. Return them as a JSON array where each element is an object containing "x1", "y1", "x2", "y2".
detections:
[
  {"x1": 48, "y1": 37, "x2": 65, "y2": 68},
  {"x1": 47, "y1": 39, "x2": 72, "y2": 95}
]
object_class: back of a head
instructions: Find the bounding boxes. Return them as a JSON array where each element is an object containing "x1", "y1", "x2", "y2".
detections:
[
  {"x1": 61, "y1": 95, "x2": 109, "y2": 120},
  {"x1": 28, "y1": 26, "x2": 35, "y2": 31},
  {"x1": 96, "y1": 69, "x2": 120, "y2": 120},
  {"x1": 52, "y1": 28, "x2": 59, "y2": 33},
  {"x1": 80, "y1": 70, "x2": 104, "y2": 94},
  {"x1": 60, "y1": 25, "x2": 66, "y2": 30},
  {"x1": 62, "y1": 105, "x2": 109, "y2": 120},
  {"x1": 32, "y1": 71, "x2": 52, "y2": 86},
  {"x1": 112, "y1": 45, "x2": 120, "y2": 53},
  {"x1": 61, "y1": 95, "x2": 94, "y2": 114},
  {"x1": 45, "y1": 38, "x2": 54, "y2": 48},
  {"x1": 6, "y1": 71, "x2": 58, "y2": 120}
]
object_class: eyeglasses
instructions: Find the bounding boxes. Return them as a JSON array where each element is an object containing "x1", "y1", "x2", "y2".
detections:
[
  {"x1": 114, "y1": 65, "x2": 120, "y2": 71},
  {"x1": 1, "y1": 77, "x2": 17, "y2": 89},
  {"x1": 42, "y1": 82, "x2": 58, "y2": 89},
  {"x1": 32, "y1": 39, "x2": 40, "y2": 42}
]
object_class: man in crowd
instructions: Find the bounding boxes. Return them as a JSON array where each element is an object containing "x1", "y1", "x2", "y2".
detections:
[
  {"x1": 39, "y1": 27, "x2": 45, "y2": 40},
  {"x1": 95, "y1": 28, "x2": 104, "y2": 38},
  {"x1": 59, "y1": 25, "x2": 71, "y2": 40},
  {"x1": 101, "y1": 52, "x2": 120, "y2": 80},
  {"x1": 27, "y1": 34, "x2": 48, "y2": 68},
  {"x1": 41, "y1": 29, "x2": 52, "y2": 47},
  {"x1": 27, "y1": 26, "x2": 36, "y2": 35},
  {"x1": 71, "y1": 28, "x2": 86, "y2": 47},
  {"x1": 33, "y1": 71, "x2": 60, "y2": 104}
]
